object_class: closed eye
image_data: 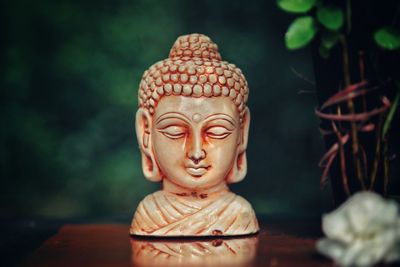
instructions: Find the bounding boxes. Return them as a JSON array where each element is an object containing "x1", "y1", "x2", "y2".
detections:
[
  {"x1": 205, "y1": 126, "x2": 232, "y2": 139},
  {"x1": 158, "y1": 125, "x2": 186, "y2": 139}
]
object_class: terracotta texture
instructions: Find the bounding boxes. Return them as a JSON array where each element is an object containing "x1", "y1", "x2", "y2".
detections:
[{"x1": 131, "y1": 33, "x2": 259, "y2": 236}]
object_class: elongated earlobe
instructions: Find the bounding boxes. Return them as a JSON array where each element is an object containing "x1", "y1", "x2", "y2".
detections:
[
  {"x1": 135, "y1": 108, "x2": 162, "y2": 182},
  {"x1": 227, "y1": 108, "x2": 250, "y2": 184}
]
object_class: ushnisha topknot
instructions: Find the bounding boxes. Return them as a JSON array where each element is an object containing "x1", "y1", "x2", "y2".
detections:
[{"x1": 138, "y1": 33, "x2": 249, "y2": 119}]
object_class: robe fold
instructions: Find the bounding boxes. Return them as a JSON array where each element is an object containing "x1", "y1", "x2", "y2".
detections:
[
  {"x1": 131, "y1": 236, "x2": 258, "y2": 266},
  {"x1": 130, "y1": 190, "x2": 259, "y2": 236}
]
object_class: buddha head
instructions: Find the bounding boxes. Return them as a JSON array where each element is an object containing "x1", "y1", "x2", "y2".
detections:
[{"x1": 136, "y1": 33, "x2": 250, "y2": 191}]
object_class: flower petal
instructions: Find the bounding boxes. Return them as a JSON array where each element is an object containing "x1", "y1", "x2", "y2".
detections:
[
  {"x1": 317, "y1": 192, "x2": 400, "y2": 267},
  {"x1": 322, "y1": 209, "x2": 353, "y2": 244},
  {"x1": 316, "y1": 238, "x2": 346, "y2": 261}
]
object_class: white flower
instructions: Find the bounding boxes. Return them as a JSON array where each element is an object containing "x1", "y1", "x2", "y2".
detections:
[{"x1": 317, "y1": 192, "x2": 400, "y2": 267}]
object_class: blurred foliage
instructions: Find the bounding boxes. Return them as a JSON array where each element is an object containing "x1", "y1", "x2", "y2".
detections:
[
  {"x1": 316, "y1": 5, "x2": 343, "y2": 31},
  {"x1": 285, "y1": 16, "x2": 317, "y2": 50},
  {"x1": 277, "y1": 0, "x2": 400, "y2": 55},
  {"x1": 277, "y1": 0, "x2": 316, "y2": 14},
  {"x1": 1, "y1": 0, "x2": 329, "y2": 219},
  {"x1": 374, "y1": 27, "x2": 400, "y2": 50}
]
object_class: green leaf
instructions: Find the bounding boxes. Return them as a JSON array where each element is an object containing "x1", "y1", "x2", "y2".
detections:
[
  {"x1": 318, "y1": 31, "x2": 340, "y2": 59},
  {"x1": 285, "y1": 16, "x2": 317, "y2": 50},
  {"x1": 277, "y1": 0, "x2": 316, "y2": 13},
  {"x1": 319, "y1": 44, "x2": 330, "y2": 59},
  {"x1": 321, "y1": 31, "x2": 340, "y2": 49},
  {"x1": 317, "y1": 6, "x2": 344, "y2": 31},
  {"x1": 374, "y1": 27, "x2": 400, "y2": 50}
]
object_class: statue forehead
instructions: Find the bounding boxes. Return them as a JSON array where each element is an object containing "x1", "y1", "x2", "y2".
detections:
[{"x1": 153, "y1": 95, "x2": 238, "y2": 121}]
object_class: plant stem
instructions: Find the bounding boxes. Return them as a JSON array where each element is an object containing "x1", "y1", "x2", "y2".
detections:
[
  {"x1": 358, "y1": 50, "x2": 368, "y2": 120},
  {"x1": 346, "y1": 0, "x2": 352, "y2": 34},
  {"x1": 383, "y1": 138, "x2": 389, "y2": 196},
  {"x1": 369, "y1": 115, "x2": 383, "y2": 190},
  {"x1": 382, "y1": 82, "x2": 400, "y2": 195},
  {"x1": 360, "y1": 144, "x2": 368, "y2": 184},
  {"x1": 332, "y1": 122, "x2": 351, "y2": 196},
  {"x1": 358, "y1": 51, "x2": 365, "y2": 82},
  {"x1": 340, "y1": 35, "x2": 366, "y2": 190},
  {"x1": 340, "y1": 36, "x2": 351, "y2": 86},
  {"x1": 383, "y1": 84, "x2": 400, "y2": 137}
]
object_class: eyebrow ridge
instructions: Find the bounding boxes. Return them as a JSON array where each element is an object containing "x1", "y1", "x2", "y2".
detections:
[
  {"x1": 204, "y1": 113, "x2": 236, "y2": 126},
  {"x1": 155, "y1": 112, "x2": 191, "y2": 125}
]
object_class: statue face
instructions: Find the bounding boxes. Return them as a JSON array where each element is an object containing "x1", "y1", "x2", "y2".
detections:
[{"x1": 151, "y1": 95, "x2": 241, "y2": 189}]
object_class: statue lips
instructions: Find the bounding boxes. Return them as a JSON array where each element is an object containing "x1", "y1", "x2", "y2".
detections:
[{"x1": 186, "y1": 163, "x2": 210, "y2": 177}]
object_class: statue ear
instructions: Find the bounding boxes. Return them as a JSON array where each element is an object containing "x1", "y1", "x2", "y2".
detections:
[
  {"x1": 227, "y1": 108, "x2": 250, "y2": 184},
  {"x1": 135, "y1": 108, "x2": 162, "y2": 182}
]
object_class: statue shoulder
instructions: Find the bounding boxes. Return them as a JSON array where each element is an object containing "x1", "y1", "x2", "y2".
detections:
[
  {"x1": 141, "y1": 190, "x2": 164, "y2": 203},
  {"x1": 234, "y1": 194, "x2": 258, "y2": 223},
  {"x1": 233, "y1": 193, "x2": 256, "y2": 213},
  {"x1": 133, "y1": 191, "x2": 163, "y2": 211},
  {"x1": 130, "y1": 191, "x2": 167, "y2": 235},
  {"x1": 216, "y1": 192, "x2": 259, "y2": 235}
]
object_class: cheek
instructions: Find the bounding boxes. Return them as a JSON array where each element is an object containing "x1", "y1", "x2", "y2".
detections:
[
  {"x1": 152, "y1": 133, "x2": 185, "y2": 165},
  {"x1": 206, "y1": 133, "x2": 239, "y2": 169}
]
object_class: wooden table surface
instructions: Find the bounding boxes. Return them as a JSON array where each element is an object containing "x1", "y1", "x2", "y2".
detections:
[{"x1": 18, "y1": 221, "x2": 334, "y2": 267}]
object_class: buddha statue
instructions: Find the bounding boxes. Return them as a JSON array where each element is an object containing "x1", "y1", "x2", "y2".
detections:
[{"x1": 130, "y1": 33, "x2": 259, "y2": 236}]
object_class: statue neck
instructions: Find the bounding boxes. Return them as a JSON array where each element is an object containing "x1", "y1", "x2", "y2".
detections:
[{"x1": 162, "y1": 179, "x2": 229, "y2": 198}]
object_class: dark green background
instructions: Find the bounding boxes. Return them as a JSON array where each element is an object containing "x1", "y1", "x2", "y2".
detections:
[{"x1": 1, "y1": 0, "x2": 333, "y2": 220}]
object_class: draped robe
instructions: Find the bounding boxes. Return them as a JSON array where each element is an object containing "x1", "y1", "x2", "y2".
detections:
[
  {"x1": 130, "y1": 236, "x2": 258, "y2": 266},
  {"x1": 130, "y1": 190, "x2": 259, "y2": 236}
]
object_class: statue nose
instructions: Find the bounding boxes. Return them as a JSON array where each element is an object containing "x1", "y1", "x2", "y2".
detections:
[
  {"x1": 188, "y1": 149, "x2": 206, "y2": 164},
  {"x1": 187, "y1": 133, "x2": 206, "y2": 163}
]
